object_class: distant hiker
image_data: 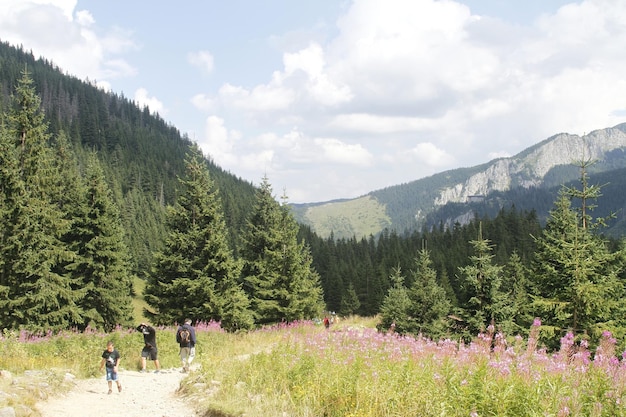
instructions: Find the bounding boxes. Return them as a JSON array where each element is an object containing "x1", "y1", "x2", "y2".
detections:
[
  {"x1": 137, "y1": 323, "x2": 161, "y2": 373},
  {"x1": 323, "y1": 316, "x2": 330, "y2": 329},
  {"x1": 100, "y1": 341, "x2": 122, "y2": 394},
  {"x1": 176, "y1": 318, "x2": 197, "y2": 373}
]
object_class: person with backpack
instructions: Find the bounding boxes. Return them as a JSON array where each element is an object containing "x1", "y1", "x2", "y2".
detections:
[{"x1": 176, "y1": 318, "x2": 196, "y2": 373}]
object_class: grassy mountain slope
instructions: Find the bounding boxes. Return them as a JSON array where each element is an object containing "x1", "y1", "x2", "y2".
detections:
[{"x1": 293, "y1": 195, "x2": 391, "y2": 238}]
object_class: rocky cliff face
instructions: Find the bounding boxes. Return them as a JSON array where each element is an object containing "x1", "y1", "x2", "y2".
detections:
[{"x1": 434, "y1": 125, "x2": 626, "y2": 206}]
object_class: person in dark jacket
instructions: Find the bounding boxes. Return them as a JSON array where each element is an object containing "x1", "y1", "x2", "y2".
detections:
[
  {"x1": 137, "y1": 323, "x2": 161, "y2": 373},
  {"x1": 176, "y1": 318, "x2": 197, "y2": 373}
]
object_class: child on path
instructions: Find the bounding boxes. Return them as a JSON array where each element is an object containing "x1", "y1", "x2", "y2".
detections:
[{"x1": 100, "y1": 341, "x2": 122, "y2": 394}]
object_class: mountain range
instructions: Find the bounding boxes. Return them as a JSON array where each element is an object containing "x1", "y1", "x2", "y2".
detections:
[{"x1": 291, "y1": 124, "x2": 626, "y2": 239}]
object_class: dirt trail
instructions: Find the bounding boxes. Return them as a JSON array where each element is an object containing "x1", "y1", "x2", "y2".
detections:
[{"x1": 36, "y1": 368, "x2": 199, "y2": 417}]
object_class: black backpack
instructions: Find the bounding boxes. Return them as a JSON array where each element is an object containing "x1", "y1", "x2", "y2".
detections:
[{"x1": 179, "y1": 328, "x2": 191, "y2": 344}]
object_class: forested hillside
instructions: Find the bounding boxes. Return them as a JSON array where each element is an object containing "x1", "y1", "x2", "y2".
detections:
[
  {"x1": 0, "y1": 41, "x2": 257, "y2": 273},
  {"x1": 2, "y1": 41, "x2": 626, "y2": 351},
  {"x1": 0, "y1": 40, "x2": 323, "y2": 333}
]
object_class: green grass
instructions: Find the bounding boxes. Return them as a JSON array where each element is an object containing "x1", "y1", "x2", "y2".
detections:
[
  {"x1": 3, "y1": 317, "x2": 626, "y2": 417},
  {"x1": 303, "y1": 196, "x2": 391, "y2": 239},
  {"x1": 131, "y1": 276, "x2": 151, "y2": 323}
]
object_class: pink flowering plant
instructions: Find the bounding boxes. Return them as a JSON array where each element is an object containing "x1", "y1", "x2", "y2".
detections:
[
  {"x1": 4, "y1": 317, "x2": 626, "y2": 416},
  {"x1": 187, "y1": 318, "x2": 626, "y2": 417}
]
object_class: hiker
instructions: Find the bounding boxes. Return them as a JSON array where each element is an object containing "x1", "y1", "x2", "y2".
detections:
[
  {"x1": 136, "y1": 323, "x2": 161, "y2": 373},
  {"x1": 100, "y1": 341, "x2": 122, "y2": 394},
  {"x1": 176, "y1": 318, "x2": 197, "y2": 373},
  {"x1": 323, "y1": 316, "x2": 330, "y2": 329}
]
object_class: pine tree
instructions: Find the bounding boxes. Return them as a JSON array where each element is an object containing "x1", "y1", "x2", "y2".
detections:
[
  {"x1": 0, "y1": 70, "x2": 83, "y2": 331},
  {"x1": 532, "y1": 159, "x2": 626, "y2": 347},
  {"x1": 456, "y1": 223, "x2": 504, "y2": 337},
  {"x1": 0, "y1": 120, "x2": 20, "y2": 316},
  {"x1": 500, "y1": 251, "x2": 533, "y2": 336},
  {"x1": 407, "y1": 248, "x2": 451, "y2": 340},
  {"x1": 377, "y1": 267, "x2": 411, "y2": 334},
  {"x1": 145, "y1": 147, "x2": 253, "y2": 331},
  {"x1": 339, "y1": 282, "x2": 361, "y2": 316},
  {"x1": 241, "y1": 176, "x2": 324, "y2": 325},
  {"x1": 69, "y1": 153, "x2": 134, "y2": 330}
]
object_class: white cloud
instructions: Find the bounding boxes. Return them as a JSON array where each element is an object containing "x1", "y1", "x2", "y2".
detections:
[
  {"x1": 282, "y1": 43, "x2": 353, "y2": 106},
  {"x1": 191, "y1": 93, "x2": 215, "y2": 112},
  {"x1": 218, "y1": 82, "x2": 295, "y2": 112},
  {"x1": 408, "y1": 142, "x2": 455, "y2": 168},
  {"x1": 197, "y1": 116, "x2": 241, "y2": 168},
  {"x1": 75, "y1": 9, "x2": 94, "y2": 25},
  {"x1": 188, "y1": 50, "x2": 215, "y2": 74},
  {"x1": 330, "y1": 113, "x2": 439, "y2": 134},
  {"x1": 134, "y1": 88, "x2": 166, "y2": 116},
  {"x1": 314, "y1": 138, "x2": 373, "y2": 166},
  {"x1": 0, "y1": 0, "x2": 137, "y2": 84}
]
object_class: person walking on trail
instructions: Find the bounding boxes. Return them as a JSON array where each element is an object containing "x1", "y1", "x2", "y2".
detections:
[
  {"x1": 136, "y1": 323, "x2": 161, "y2": 373},
  {"x1": 100, "y1": 341, "x2": 122, "y2": 394},
  {"x1": 176, "y1": 318, "x2": 196, "y2": 373}
]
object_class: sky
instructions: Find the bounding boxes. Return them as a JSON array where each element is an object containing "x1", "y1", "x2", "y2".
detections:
[{"x1": 1, "y1": 0, "x2": 626, "y2": 203}]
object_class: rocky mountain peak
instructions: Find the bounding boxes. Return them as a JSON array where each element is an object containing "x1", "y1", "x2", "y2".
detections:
[{"x1": 434, "y1": 125, "x2": 626, "y2": 206}]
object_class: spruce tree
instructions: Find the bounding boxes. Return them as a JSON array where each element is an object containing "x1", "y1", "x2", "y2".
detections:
[
  {"x1": 241, "y1": 176, "x2": 324, "y2": 325},
  {"x1": 0, "y1": 121, "x2": 20, "y2": 318},
  {"x1": 500, "y1": 251, "x2": 533, "y2": 336},
  {"x1": 407, "y1": 249, "x2": 451, "y2": 340},
  {"x1": 339, "y1": 282, "x2": 361, "y2": 316},
  {"x1": 532, "y1": 160, "x2": 626, "y2": 347},
  {"x1": 456, "y1": 223, "x2": 504, "y2": 338},
  {"x1": 70, "y1": 153, "x2": 134, "y2": 330},
  {"x1": 0, "y1": 70, "x2": 82, "y2": 331},
  {"x1": 377, "y1": 267, "x2": 411, "y2": 334},
  {"x1": 145, "y1": 147, "x2": 253, "y2": 331}
]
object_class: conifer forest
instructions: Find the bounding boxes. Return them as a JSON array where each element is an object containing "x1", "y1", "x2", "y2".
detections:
[{"x1": 1, "y1": 42, "x2": 626, "y2": 350}]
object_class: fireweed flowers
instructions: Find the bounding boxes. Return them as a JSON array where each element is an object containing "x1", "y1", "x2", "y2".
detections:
[
  {"x1": 200, "y1": 320, "x2": 626, "y2": 416},
  {"x1": 5, "y1": 319, "x2": 626, "y2": 416}
]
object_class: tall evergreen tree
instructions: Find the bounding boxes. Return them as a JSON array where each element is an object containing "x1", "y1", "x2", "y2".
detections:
[
  {"x1": 456, "y1": 223, "x2": 505, "y2": 338},
  {"x1": 240, "y1": 176, "x2": 324, "y2": 325},
  {"x1": 500, "y1": 251, "x2": 533, "y2": 336},
  {"x1": 532, "y1": 159, "x2": 626, "y2": 347},
  {"x1": 0, "y1": 119, "x2": 20, "y2": 317},
  {"x1": 377, "y1": 267, "x2": 411, "y2": 334},
  {"x1": 339, "y1": 282, "x2": 360, "y2": 316},
  {"x1": 0, "y1": 70, "x2": 82, "y2": 330},
  {"x1": 69, "y1": 153, "x2": 134, "y2": 330},
  {"x1": 407, "y1": 249, "x2": 451, "y2": 340},
  {"x1": 145, "y1": 147, "x2": 253, "y2": 331}
]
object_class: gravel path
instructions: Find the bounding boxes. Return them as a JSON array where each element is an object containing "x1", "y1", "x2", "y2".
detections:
[{"x1": 36, "y1": 368, "x2": 198, "y2": 417}]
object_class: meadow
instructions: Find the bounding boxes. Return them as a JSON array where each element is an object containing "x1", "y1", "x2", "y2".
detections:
[{"x1": 2, "y1": 316, "x2": 626, "y2": 416}]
